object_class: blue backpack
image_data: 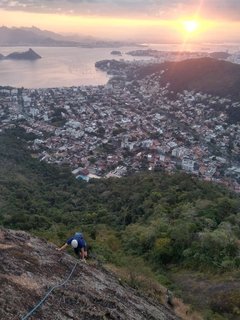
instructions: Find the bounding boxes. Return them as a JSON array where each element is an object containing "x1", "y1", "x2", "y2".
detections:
[{"x1": 75, "y1": 232, "x2": 83, "y2": 238}]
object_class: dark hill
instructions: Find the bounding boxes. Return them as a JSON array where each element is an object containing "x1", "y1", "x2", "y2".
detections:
[
  {"x1": 0, "y1": 228, "x2": 179, "y2": 320},
  {"x1": 5, "y1": 48, "x2": 41, "y2": 60},
  {"x1": 136, "y1": 57, "x2": 240, "y2": 99}
]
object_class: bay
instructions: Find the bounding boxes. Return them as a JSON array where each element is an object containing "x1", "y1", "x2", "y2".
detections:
[
  {"x1": 0, "y1": 46, "x2": 149, "y2": 89},
  {"x1": 1, "y1": 43, "x2": 239, "y2": 89}
]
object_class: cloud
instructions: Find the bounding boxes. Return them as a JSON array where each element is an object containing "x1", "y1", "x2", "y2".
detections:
[{"x1": 0, "y1": 0, "x2": 239, "y2": 20}]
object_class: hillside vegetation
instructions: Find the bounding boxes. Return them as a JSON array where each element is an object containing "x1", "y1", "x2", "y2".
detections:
[
  {"x1": 136, "y1": 58, "x2": 240, "y2": 100},
  {"x1": 1, "y1": 127, "x2": 240, "y2": 319},
  {"x1": 1, "y1": 127, "x2": 240, "y2": 271}
]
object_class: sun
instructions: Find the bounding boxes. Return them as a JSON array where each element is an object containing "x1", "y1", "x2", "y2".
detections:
[{"x1": 182, "y1": 20, "x2": 199, "y2": 33}]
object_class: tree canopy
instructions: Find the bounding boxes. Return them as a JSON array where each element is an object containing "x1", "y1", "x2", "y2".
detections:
[{"x1": 0, "y1": 127, "x2": 240, "y2": 273}]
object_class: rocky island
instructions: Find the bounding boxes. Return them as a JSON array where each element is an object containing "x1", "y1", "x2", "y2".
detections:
[{"x1": 1, "y1": 48, "x2": 41, "y2": 60}]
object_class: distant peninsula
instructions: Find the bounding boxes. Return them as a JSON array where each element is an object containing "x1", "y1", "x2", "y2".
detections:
[
  {"x1": 0, "y1": 48, "x2": 41, "y2": 60},
  {"x1": 126, "y1": 49, "x2": 233, "y2": 60}
]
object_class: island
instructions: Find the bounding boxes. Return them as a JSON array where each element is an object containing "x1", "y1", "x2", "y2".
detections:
[
  {"x1": 3, "y1": 48, "x2": 42, "y2": 60},
  {"x1": 111, "y1": 50, "x2": 122, "y2": 55}
]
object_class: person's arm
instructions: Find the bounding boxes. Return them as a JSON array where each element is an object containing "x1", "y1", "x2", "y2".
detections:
[{"x1": 57, "y1": 243, "x2": 68, "y2": 251}]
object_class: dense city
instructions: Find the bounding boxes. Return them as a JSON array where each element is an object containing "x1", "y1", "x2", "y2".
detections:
[{"x1": 0, "y1": 59, "x2": 240, "y2": 192}]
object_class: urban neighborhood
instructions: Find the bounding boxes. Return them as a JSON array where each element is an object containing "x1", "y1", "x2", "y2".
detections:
[{"x1": 0, "y1": 58, "x2": 240, "y2": 192}]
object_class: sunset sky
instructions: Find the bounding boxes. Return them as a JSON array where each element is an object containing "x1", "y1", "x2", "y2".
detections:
[{"x1": 0, "y1": 0, "x2": 240, "y2": 42}]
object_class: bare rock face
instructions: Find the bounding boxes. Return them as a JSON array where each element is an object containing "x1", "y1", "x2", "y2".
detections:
[{"x1": 0, "y1": 228, "x2": 179, "y2": 320}]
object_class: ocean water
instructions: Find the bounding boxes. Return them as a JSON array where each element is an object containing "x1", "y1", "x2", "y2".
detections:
[
  {"x1": 0, "y1": 46, "x2": 149, "y2": 89},
  {"x1": 146, "y1": 42, "x2": 240, "y2": 53},
  {"x1": 0, "y1": 43, "x2": 239, "y2": 89}
]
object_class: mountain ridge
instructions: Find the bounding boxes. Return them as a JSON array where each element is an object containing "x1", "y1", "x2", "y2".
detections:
[
  {"x1": 0, "y1": 26, "x2": 81, "y2": 47},
  {"x1": 0, "y1": 26, "x2": 140, "y2": 48}
]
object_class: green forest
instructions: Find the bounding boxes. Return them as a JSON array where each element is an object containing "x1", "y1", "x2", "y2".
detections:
[{"x1": 1, "y1": 127, "x2": 240, "y2": 319}]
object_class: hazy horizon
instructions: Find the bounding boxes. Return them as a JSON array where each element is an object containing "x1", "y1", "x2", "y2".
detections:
[
  {"x1": 2, "y1": 25, "x2": 240, "y2": 46},
  {"x1": 0, "y1": 1, "x2": 240, "y2": 43}
]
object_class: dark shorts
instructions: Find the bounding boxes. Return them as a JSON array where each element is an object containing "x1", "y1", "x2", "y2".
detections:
[{"x1": 74, "y1": 246, "x2": 87, "y2": 256}]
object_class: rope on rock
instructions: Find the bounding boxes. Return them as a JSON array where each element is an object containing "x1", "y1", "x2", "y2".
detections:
[{"x1": 21, "y1": 260, "x2": 79, "y2": 320}]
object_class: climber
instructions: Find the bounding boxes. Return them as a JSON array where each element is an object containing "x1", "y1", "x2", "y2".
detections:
[{"x1": 57, "y1": 232, "x2": 87, "y2": 261}]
